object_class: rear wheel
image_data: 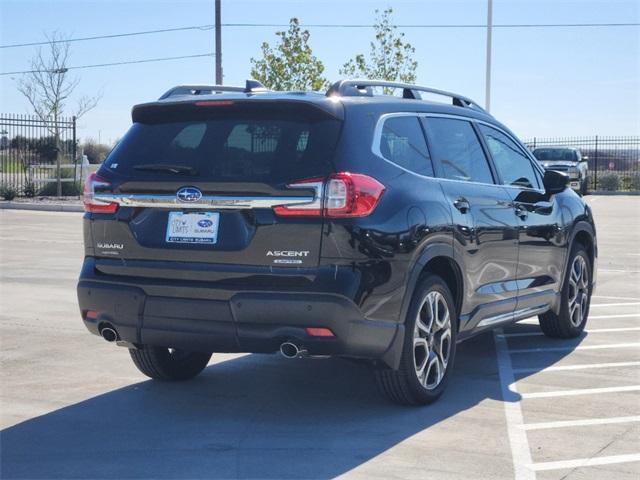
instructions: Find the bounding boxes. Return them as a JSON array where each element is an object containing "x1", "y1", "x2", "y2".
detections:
[
  {"x1": 129, "y1": 346, "x2": 212, "y2": 381},
  {"x1": 375, "y1": 274, "x2": 457, "y2": 405},
  {"x1": 539, "y1": 245, "x2": 592, "y2": 338}
]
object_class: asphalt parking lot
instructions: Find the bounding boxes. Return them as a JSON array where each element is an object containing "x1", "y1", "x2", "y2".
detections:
[{"x1": 1, "y1": 195, "x2": 639, "y2": 479}]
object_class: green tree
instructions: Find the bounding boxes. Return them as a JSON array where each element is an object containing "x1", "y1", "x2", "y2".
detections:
[
  {"x1": 340, "y1": 8, "x2": 418, "y2": 85},
  {"x1": 250, "y1": 18, "x2": 329, "y2": 91}
]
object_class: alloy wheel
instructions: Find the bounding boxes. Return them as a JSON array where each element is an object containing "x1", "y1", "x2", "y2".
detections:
[
  {"x1": 568, "y1": 255, "x2": 589, "y2": 327},
  {"x1": 413, "y1": 291, "x2": 452, "y2": 390}
]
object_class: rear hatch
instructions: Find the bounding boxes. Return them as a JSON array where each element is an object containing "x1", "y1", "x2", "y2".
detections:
[{"x1": 86, "y1": 99, "x2": 343, "y2": 274}]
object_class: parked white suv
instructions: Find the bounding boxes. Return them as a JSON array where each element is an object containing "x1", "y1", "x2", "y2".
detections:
[{"x1": 533, "y1": 147, "x2": 589, "y2": 195}]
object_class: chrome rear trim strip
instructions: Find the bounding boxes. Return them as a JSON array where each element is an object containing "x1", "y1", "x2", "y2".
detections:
[{"x1": 93, "y1": 193, "x2": 315, "y2": 210}]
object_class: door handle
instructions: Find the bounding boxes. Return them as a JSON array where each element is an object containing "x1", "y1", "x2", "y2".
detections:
[
  {"x1": 453, "y1": 197, "x2": 470, "y2": 214},
  {"x1": 514, "y1": 203, "x2": 528, "y2": 220}
]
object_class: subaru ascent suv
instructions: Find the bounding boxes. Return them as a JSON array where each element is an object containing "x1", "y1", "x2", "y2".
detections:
[{"x1": 78, "y1": 79, "x2": 597, "y2": 405}]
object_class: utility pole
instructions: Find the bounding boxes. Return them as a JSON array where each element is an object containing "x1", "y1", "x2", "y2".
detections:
[
  {"x1": 215, "y1": 0, "x2": 222, "y2": 84},
  {"x1": 485, "y1": 0, "x2": 493, "y2": 112}
]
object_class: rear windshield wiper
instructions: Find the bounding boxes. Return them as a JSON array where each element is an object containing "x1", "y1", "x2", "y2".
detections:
[{"x1": 133, "y1": 164, "x2": 198, "y2": 175}]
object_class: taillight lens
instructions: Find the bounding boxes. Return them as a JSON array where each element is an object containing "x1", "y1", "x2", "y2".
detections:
[
  {"x1": 274, "y1": 172, "x2": 384, "y2": 218},
  {"x1": 324, "y1": 173, "x2": 385, "y2": 218},
  {"x1": 83, "y1": 172, "x2": 118, "y2": 213}
]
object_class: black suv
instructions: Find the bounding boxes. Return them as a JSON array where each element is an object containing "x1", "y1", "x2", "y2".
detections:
[{"x1": 78, "y1": 79, "x2": 597, "y2": 405}]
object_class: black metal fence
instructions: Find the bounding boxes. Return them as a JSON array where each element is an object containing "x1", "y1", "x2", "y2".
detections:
[
  {"x1": 0, "y1": 114, "x2": 79, "y2": 197},
  {"x1": 524, "y1": 136, "x2": 640, "y2": 191}
]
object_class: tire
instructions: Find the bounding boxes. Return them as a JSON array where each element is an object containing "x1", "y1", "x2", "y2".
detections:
[
  {"x1": 375, "y1": 274, "x2": 458, "y2": 405},
  {"x1": 539, "y1": 245, "x2": 592, "y2": 338},
  {"x1": 129, "y1": 346, "x2": 212, "y2": 381},
  {"x1": 580, "y1": 177, "x2": 589, "y2": 196}
]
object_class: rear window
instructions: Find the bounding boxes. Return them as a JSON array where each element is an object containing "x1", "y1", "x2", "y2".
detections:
[
  {"x1": 103, "y1": 106, "x2": 341, "y2": 184},
  {"x1": 533, "y1": 148, "x2": 577, "y2": 162}
]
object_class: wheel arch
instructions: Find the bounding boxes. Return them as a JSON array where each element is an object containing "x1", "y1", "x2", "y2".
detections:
[
  {"x1": 381, "y1": 242, "x2": 463, "y2": 370},
  {"x1": 558, "y1": 220, "x2": 597, "y2": 304}
]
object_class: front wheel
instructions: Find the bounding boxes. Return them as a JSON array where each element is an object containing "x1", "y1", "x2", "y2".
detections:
[
  {"x1": 539, "y1": 245, "x2": 592, "y2": 338},
  {"x1": 129, "y1": 346, "x2": 212, "y2": 381},
  {"x1": 375, "y1": 274, "x2": 457, "y2": 405},
  {"x1": 580, "y1": 177, "x2": 589, "y2": 196}
]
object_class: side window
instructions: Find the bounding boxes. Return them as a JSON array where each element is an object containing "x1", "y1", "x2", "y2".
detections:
[
  {"x1": 170, "y1": 123, "x2": 206, "y2": 149},
  {"x1": 479, "y1": 125, "x2": 541, "y2": 189},
  {"x1": 423, "y1": 118, "x2": 494, "y2": 184},
  {"x1": 379, "y1": 116, "x2": 434, "y2": 177}
]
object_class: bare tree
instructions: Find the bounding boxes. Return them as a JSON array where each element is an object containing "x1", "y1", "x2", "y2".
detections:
[
  {"x1": 17, "y1": 32, "x2": 101, "y2": 130},
  {"x1": 17, "y1": 32, "x2": 101, "y2": 195}
]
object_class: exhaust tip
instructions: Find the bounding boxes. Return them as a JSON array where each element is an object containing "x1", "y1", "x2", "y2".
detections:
[
  {"x1": 100, "y1": 326, "x2": 118, "y2": 343},
  {"x1": 280, "y1": 342, "x2": 300, "y2": 359}
]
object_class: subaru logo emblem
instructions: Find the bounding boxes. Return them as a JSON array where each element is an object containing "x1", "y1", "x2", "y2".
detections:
[{"x1": 177, "y1": 187, "x2": 202, "y2": 203}]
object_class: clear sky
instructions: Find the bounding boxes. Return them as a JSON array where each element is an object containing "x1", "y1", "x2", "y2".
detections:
[{"x1": 1, "y1": 0, "x2": 639, "y2": 144}]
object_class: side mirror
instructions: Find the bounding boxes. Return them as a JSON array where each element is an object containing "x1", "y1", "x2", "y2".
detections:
[
  {"x1": 543, "y1": 169, "x2": 569, "y2": 194},
  {"x1": 581, "y1": 155, "x2": 589, "y2": 162}
]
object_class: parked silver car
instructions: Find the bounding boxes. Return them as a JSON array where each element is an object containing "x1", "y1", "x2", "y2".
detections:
[{"x1": 533, "y1": 147, "x2": 589, "y2": 195}]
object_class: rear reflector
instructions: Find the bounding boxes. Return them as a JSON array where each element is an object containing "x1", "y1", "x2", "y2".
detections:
[
  {"x1": 274, "y1": 172, "x2": 384, "y2": 218},
  {"x1": 85, "y1": 310, "x2": 98, "y2": 320},
  {"x1": 305, "y1": 327, "x2": 335, "y2": 337},
  {"x1": 83, "y1": 173, "x2": 118, "y2": 214}
]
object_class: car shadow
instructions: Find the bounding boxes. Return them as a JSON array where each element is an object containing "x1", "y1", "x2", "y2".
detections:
[{"x1": 1, "y1": 325, "x2": 584, "y2": 479}]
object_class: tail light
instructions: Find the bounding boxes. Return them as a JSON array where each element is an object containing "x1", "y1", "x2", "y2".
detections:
[
  {"x1": 83, "y1": 172, "x2": 118, "y2": 213},
  {"x1": 274, "y1": 173, "x2": 384, "y2": 218}
]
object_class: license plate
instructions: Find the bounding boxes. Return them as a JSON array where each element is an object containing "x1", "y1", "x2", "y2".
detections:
[{"x1": 166, "y1": 212, "x2": 219, "y2": 244}]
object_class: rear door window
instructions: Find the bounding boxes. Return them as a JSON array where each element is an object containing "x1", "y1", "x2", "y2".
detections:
[
  {"x1": 423, "y1": 117, "x2": 494, "y2": 184},
  {"x1": 103, "y1": 106, "x2": 341, "y2": 185},
  {"x1": 479, "y1": 124, "x2": 541, "y2": 189},
  {"x1": 378, "y1": 116, "x2": 434, "y2": 176}
]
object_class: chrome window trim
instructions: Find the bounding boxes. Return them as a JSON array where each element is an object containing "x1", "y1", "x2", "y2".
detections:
[
  {"x1": 370, "y1": 112, "x2": 436, "y2": 181},
  {"x1": 371, "y1": 111, "x2": 546, "y2": 193}
]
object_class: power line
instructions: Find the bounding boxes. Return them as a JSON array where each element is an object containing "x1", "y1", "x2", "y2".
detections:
[
  {"x1": 224, "y1": 22, "x2": 640, "y2": 28},
  {"x1": 0, "y1": 25, "x2": 215, "y2": 49},
  {"x1": 0, "y1": 53, "x2": 214, "y2": 76},
  {"x1": 1, "y1": 22, "x2": 638, "y2": 49}
]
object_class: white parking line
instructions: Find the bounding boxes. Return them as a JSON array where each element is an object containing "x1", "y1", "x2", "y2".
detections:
[
  {"x1": 593, "y1": 295, "x2": 640, "y2": 301},
  {"x1": 529, "y1": 453, "x2": 640, "y2": 471},
  {"x1": 589, "y1": 313, "x2": 640, "y2": 319},
  {"x1": 521, "y1": 385, "x2": 640, "y2": 399},
  {"x1": 590, "y1": 302, "x2": 640, "y2": 307},
  {"x1": 599, "y1": 269, "x2": 640, "y2": 274},
  {"x1": 494, "y1": 329, "x2": 535, "y2": 480},
  {"x1": 522, "y1": 415, "x2": 640, "y2": 431},
  {"x1": 509, "y1": 343, "x2": 640, "y2": 353},
  {"x1": 500, "y1": 327, "x2": 640, "y2": 338},
  {"x1": 513, "y1": 361, "x2": 640, "y2": 374}
]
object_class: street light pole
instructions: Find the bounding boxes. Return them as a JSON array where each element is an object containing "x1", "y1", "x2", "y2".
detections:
[
  {"x1": 215, "y1": 0, "x2": 222, "y2": 84},
  {"x1": 485, "y1": 0, "x2": 493, "y2": 112}
]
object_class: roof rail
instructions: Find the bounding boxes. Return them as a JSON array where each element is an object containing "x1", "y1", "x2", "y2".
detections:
[
  {"x1": 326, "y1": 79, "x2": 488, "y2": 114},
  {"x1": 159, "y1": 80, "x2": 268, "y2": 100}
]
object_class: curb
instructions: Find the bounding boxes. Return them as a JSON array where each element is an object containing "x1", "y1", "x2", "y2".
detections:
[{"x1": 0, "y1": 202, "x2": 84, "y2": 212}]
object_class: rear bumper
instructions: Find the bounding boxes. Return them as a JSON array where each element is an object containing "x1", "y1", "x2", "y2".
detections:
[{"x1": 77, "y1": 258, "x2": 400, "y2": 362}]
